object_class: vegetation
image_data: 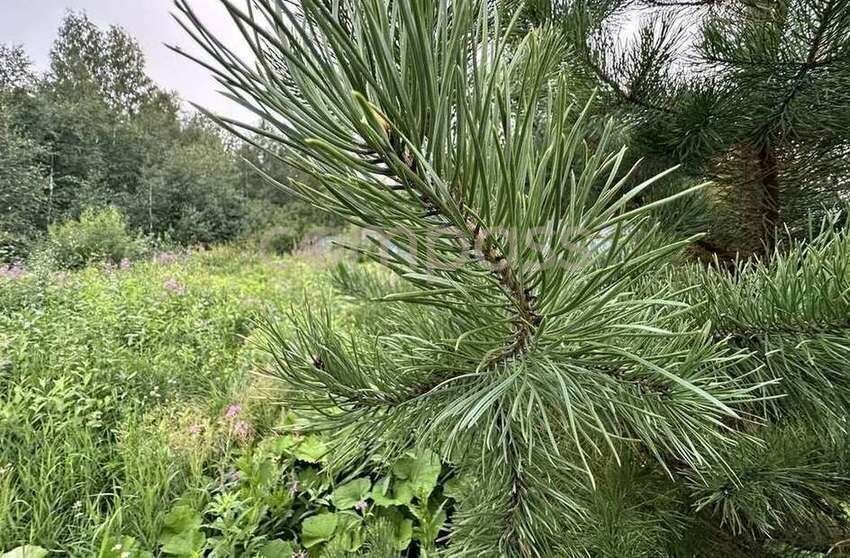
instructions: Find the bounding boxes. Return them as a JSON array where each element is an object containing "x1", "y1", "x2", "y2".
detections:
[
  {"x1": 1, "y1": 248, "x2": 458, "y2": 556},
  {"x1": 175, "y1": 0, "x2": 850, "y2": 556},
  {"x1": 1, "y1": 0, "x2": 849, "y2": 556},
  {"x1": 0, "y1": 13, "x2": 337, "y2": 260},
  {"x1": 511, "y1": 0, "x2": 850, "y2": 259}
]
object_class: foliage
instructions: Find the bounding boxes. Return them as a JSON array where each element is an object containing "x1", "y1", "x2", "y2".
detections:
[
  {"x1": 0, "y1": 247, "x2": 335, "y2": 554},
  {"x1": 154, "y1": 436, "x2": 450, "y2": 556},
  {"x1": 0, "y1": 106, "x2": 47, "y2": 260},
  {"x1": 259, "y1": 225, "x2": 302, "y2": 256},
  {"x1": 178, "y1": 1, "x2": 850, "y2": 556},
  {"x1": 517, "y1": 0, "x2": 850, "y2": 257},
  {"x1": 49, "y1": 11, "x2": 158, "y2": 116},
  {"x1": 0, "y1": 11, "x2": 341, "y2": 259},
  {"x1": 40, "y1": 206, "x2": 147, "y2": 270},
  {"x1": 0, "y1": 44, "x2": 36, "y2": 92}
]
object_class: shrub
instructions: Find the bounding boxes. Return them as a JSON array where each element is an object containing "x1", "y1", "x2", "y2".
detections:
[
  {"x1": 258, "y1": 225, "x2": 301, "y2": 256},
  {"x1": 41, "y1": 207, "x2": 147, "y2": 270}
]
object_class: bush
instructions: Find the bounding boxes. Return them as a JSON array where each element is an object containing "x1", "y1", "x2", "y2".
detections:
[
  {"x1": 0, "y1": 229, "x2": 33, "y2": 263},
  {"x1": 258, "y1": 225, "x2": 301, "y2": 256},
  {"x1": 41, "y1": 207, "x2": 147, "y2": 270}
]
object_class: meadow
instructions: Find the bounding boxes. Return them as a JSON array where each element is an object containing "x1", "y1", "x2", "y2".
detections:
[{"x1": 0, "y1": 248, "x2": 450, "y2": 557}]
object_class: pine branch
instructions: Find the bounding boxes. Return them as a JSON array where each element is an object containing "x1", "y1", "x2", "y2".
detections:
[
  {"x1": 362, "y1": 129, "x2": 542, "y2": 369},
  {"x1": 763, "y1": 0, "x2": 838, "y2": 135}
]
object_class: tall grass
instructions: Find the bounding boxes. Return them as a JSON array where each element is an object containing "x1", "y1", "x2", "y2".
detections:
[{"x1": 0, "y1": 247, "x2": 334, "y2": 555}]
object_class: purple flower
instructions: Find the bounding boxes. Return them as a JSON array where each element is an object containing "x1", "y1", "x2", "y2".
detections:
[
  {"x1": 224, "y1": 404, "x2": 242, "y2": 419},
  {"x1": 163, "y1": 277, "x2": 186, "y2": 295},
  {"x1": 119, "y1": 258, "x2": 132, "y2": 270}
]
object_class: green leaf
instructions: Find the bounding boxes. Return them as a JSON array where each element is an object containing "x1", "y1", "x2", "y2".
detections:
[
  {"x1": 161, "y1": 505, "x2": 202, "y2": 533},
  {"x1": 292, "y1": 435, "x2": 328, "y2": 463},
  {"x1": 301, "y1": 512, "x2": 339, "y2": 548},
  {"x1": 392, "y1": 450, "x2": 442, "y2": 501},
  {"x1": 258, "y1": 540, "x2": 295, "y2": 557},
  {"x1": 263, "y1": 434, "x2": 298, "y2": 456},
  {"x1": 159, "y1": 505, "x2": 205, "y2": 556},
  {"x1": 296, "y1": 466, "x2": 331, "y2": 494},
  {"x1": 415, "y1": 506, "x2": 447, "y2": 544},
  {"x1": 332, "y1": 477, "x2": 371, "y2": 509},
  {"x1": 442, "y1": 475, "x2": 470, "y2": 500},
  {"x1": 393, "y1": 519, "x2": 414, "y2": 552},
  {"x1": 2, "y1": 547, "x2": 49, "y2": 558},
  {"x1": 159, "y1": 531, "x2": 205, "y2": 556},
  {"x1": 99, "y1": 536, "x2": 153, "y2": 558},
  {"x1": 371, "y1": 475, "x2": 413, "y2": 507},
  {"x1": 333, "y1": 513, "x2": 365, "y2": 552}
]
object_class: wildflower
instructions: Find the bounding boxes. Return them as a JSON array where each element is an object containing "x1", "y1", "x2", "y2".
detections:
[
  {"x1": 354, "y1": 500, "x2": 369, "y2": 513},
  {"x1": 119, "y1": 258, "x2": 132, "y2": 270},
  {"x1": 163, "y1": 277, "x2": 186, "y2": 295},
  {"x1": 188, "y1": 423, "x2": 203, "y2": 436},
  {"x1": 224, "y1": 403, "x2": 242, "y2": 419},
  {"x1": 232, "y1": 419, "x2": 253, "y2": 442}
]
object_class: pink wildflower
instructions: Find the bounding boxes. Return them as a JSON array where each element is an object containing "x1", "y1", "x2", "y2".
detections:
[
  {"x1": 232, "y1": 420, "x2": 253, "y2": 442},
  {"x1": 119, "y1": 258, "x2": 132, "y2": 270},
  {"x1": 224, "y1": 404, "x2": 242, "y2": 419},
  {"x1": 163, "y1": 277, "x2": 186, "y2": 295}
]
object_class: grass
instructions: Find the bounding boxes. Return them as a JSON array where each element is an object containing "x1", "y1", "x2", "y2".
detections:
[{"x1": 0, "y1": 246, "x2": 337, "y2": 555}]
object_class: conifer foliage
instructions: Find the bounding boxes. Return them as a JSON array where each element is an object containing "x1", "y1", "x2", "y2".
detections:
[
  {"x1": 515, "y1": 0, "x2": 850, "y2": 258},
  {"x1": 178, "y1": 1, "x2": 850, "y2": 555}
]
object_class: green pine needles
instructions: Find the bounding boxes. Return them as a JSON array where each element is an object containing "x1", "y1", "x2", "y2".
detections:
[{"x1": 176, "y1": 1, "x2": 850, "y2": 556}]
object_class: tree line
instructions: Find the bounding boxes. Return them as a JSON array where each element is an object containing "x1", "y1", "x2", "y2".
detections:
[{"x1": 0, "y1": 11, "x2": 333, "y2": 261}]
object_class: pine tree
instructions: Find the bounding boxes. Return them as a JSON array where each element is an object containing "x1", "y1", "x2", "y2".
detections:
[
  {"x1": 177, "y1": 1, "x2": 850, "y2": 555},
  {"x1": 514, "y1": 0, "x2": 850, "y2": 259}
]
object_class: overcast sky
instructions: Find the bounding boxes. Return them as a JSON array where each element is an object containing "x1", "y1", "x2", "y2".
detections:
[{"x1": 0, "y1": 0, "x2": 253, "y2": 119}]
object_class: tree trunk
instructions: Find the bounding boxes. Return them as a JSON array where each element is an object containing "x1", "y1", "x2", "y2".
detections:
[{"x1": 757, "y1": 142, "x2": 780, "y2": 256}]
